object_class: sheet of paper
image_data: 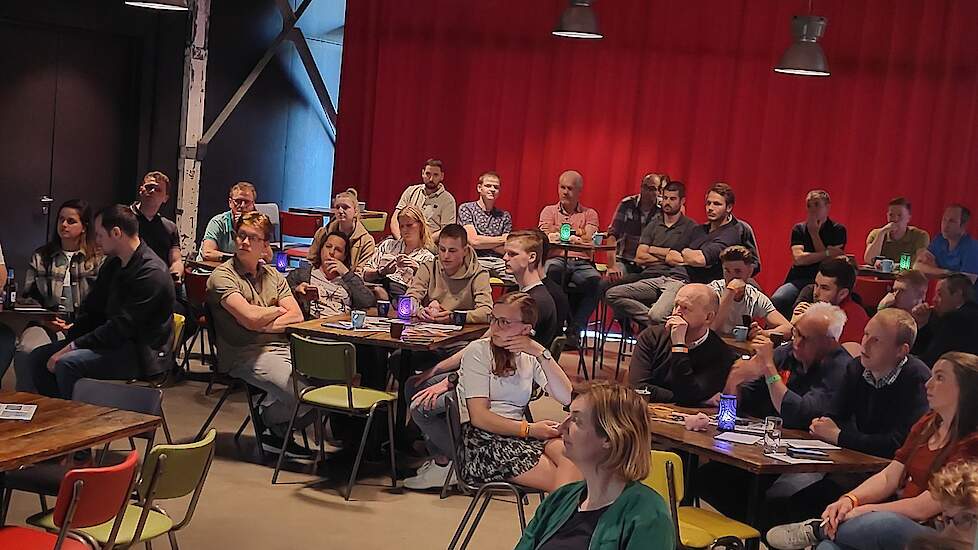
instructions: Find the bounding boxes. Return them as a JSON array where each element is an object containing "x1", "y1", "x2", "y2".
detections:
[
  {"x1": 714, "y1": 432, "x2": 762, "y2": 445},
  {"x1": 0, "y1": 403, "x2": 37, "y2": 421},
  {"x1": 768, "y1": 452, "x2": 832, "y2": 465},
  {"x1": 783, "y1": 438, "x2": 841, "y2": 451}
]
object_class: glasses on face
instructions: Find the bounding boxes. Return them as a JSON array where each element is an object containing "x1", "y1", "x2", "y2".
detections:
[
  {"x1": 236, "y1": 232, "x2": 265, "y2": 244},
  {"x1": 231, "y1": 198, "x2": 255, "y2": 207},
  {"x1": 936, "y1": 512, "x2": 976, "y2": 531},
  {"x1": 488, "y1": 314, "x2": 523, "y2": 329}
]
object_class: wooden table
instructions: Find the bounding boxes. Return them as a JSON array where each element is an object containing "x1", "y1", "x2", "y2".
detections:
[
  {"x1": 649, "y1": 405, "x2": 889, "y2": 547},
  {"x1": 288, "y1": 316, "x2": 488, "y2": 442},
  {"x1": 288, "y1": 207, "x2": 386, "y2": 219},
  {"x1": 0, "y1": 392, "x2": 162, "y2": 472},
  {"x1": 0, "y1": 308, "x2": 61, "y2": 335}
]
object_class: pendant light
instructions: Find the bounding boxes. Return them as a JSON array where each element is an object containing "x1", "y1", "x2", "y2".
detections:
[
  {"x1": 552, "y1": 0, "x2": 602, "y2": 40},
  {"x1": 125, "y1": 0, "x2": 189, "y2": 11}
]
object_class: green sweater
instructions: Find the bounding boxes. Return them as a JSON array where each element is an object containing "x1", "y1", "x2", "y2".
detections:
[{"x1": 514, "y1": 481, "x2": 674, "y2": 550}]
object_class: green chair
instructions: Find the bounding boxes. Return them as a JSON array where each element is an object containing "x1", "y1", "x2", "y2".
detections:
[
  {"x1": 29, "y1": 430, "x2": 217, "y2": 550},
  {"x1": 361, "y1": 211, "x2": 388, "y2": 234},
  {"x1": 272, "y1": 334, "x2": 398, "y2": 500}
]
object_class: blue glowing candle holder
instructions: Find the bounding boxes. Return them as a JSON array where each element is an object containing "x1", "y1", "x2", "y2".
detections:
[
  {"x1": 717, "y1": 394, "x2": 738, "y2": 432},
  {"x1": 274, "y1": 251, "x2": 288, "y2": 272},
  {"x1": 397, "y1": 296, "x2": 413, "y2": 321}
]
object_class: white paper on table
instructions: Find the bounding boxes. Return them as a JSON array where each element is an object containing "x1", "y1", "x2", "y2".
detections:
[
  {"x1": 0, "y1": 403, "x2": 37, "y2": 421},
  {"x1": 768, "y1": 453, "x2": 832, "y2": 465},
  {"x1": 783, "y1": 439, "x2": 842, "y2": 451},
  {"x1": 714, "y1": 432, "x2": 762, "y2": 445}
]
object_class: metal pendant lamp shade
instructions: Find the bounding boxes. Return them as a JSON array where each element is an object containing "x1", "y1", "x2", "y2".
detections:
[
  {"x1": 124, "y1": 0, "x2": 189, "y2": 11},
  {"x1": 774, "y1": 15, "x2": 830, "y2": 77},
  {"x1": 552, "y1": 1, "x2": 603, "y2": 40}
]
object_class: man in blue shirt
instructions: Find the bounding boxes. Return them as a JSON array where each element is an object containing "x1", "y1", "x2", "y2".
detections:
[
  {"x1": 198, "y1": 182, "x2": 258, "y2": 261},
  {"x1": 915, "y1": 203, "x2": 978, "y2": 288}
]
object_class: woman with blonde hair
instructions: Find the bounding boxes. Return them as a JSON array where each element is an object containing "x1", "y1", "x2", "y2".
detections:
[
  {"x1": 908, "y1": 460, "x2": 978, "y2": 549},
  {"x1": 515, "y1": 380, "x2": 674, "y2": 549},
  {"x1": 308, "y1": 188, "x2": 376, "y2": 272},
  {"x1": 361, "y1": 204, "x2": 434, "y2": 302}
]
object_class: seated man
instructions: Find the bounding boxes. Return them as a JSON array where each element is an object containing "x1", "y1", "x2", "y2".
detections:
[
  {"x1": 878, "y1": 269, "x2": 929, "y2": 312},
  {"x1": 772, "y1": 190, "x2": 847, "y2": 316},
  {"x1": 198, "y1": 181, "x2": 258, "y2": 261},
  {"x1": 863, "y1": 197, "x2": 930, "y2": 266},
  {"x1": 605, "y1": 172, "x2": 662, "y2": 281},
  {"x1": 390, "y1": 158, "x2": 457, "y2": 241},
  {"x1": 130, "y1": 171, "x2": 183, "y2": 281},
  {"x1": 605, "y1": 181, "x2": 696, "y2": 330},
  {"x1": 457, "y1": 171, "x2": 514, "y2": 284},
  {"x1": 404, "y1": 223, "x2": 493, "y2": 325},
  {"x1": 912, "y1": 273, "x2": 978, "y2": 366},
  {"x1": 715, "y1": 309, "x2": 929, "y2": 529},
  {"x1": 915, "y1": 203, "x2": 978, "y2": 288},
  {"x1": 791, "y1": 258, "x2": 869, "y2": 351},
  {"x1": 680, "y1": 182, "x2": 759, "y2": 285},
  {"x1": 709, "y1": 245, "x2": 791, "y2": 339},
  {"x1": 30, "y1": 205, "x2": 174, "y2": 398},
  {"x1": 206, "y1": 211, "x2": 309, "y2": 456},
  {"x1": 402, "y1": 229, "x2": 560, "y2": 491},
  {"x1": 627, "y1": 283, "x2": 738, "y2": 406},
  {"x1": 538, "y1": 170, "x2": 601, "y2": 349}
]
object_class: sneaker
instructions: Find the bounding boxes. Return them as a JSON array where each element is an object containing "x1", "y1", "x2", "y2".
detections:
[
  {"x1": 403, "y1": 459, "x2": 453, "y2": 490},
  {"x1": 262, "y1": 433, "x2": 316, "y2": 459},
  {"x1": 765, "y1": 519, "x2": 822, "y2": 550}
]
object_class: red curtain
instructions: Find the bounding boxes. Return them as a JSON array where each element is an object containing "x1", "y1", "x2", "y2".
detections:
[{"x1": 334, "y1": 0, "x2": 978, "y2": 291}]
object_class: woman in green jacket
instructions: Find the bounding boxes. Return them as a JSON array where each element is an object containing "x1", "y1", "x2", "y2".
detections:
[{"x1": 514, "y1": 381, "x2": 674, "y2": 549}]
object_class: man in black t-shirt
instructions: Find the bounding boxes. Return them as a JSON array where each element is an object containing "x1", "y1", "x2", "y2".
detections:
[
  {"x1": 130, "y1": 171, "x2": 183, "y2": 281},
  {"x1": 772, "y1": 190, "x2": 847, "y2": 316}
]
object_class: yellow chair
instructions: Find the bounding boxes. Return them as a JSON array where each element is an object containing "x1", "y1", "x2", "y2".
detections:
[
  {"x1": 642, "y1": 451, "x2": 760, "y2": 549},
  {"x1": 361, "y1": 211, "x2": 388, "y2": 233},
  {"x1": 172, "y1": 313, "x2": 186, "y2": 353}
]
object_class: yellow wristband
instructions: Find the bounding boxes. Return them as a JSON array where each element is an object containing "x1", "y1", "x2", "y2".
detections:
[
  {"x1": 520, "y1": 420, "x2": 529, "y2": 439},
  {"x1": 843, "y1": 493, "x2": 859, "y2": 508}
]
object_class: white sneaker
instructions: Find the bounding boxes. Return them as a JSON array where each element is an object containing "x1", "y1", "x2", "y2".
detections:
[
  {"x1": 404, "y1": 460, "x2": 453, "y2": 490},
  {"x1": 765, "y1": 519, "x2": 822, "y2": 550}
]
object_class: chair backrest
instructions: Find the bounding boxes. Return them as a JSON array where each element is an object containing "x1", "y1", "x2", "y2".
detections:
[
  {"x1": 72, "y1": 379, "x2": 163, "y2": 441},
  {"x1": 280, "y1": 211, "x2": 323, "y2": 239},
  {"x1": 442, "y1": 386, "x2": 477, "y2": 493},
  {"x1": 172, "y1": 313, "x2": 186, "y2": 352},
  {"x1": 53, "y1": 450, "x2": 140, "y2": 529},
  {"x1": 549, "y1": 336, "x2": 567, "y2": 363},
  {"x1": 361, "y1": 211, "x2": 388, "y2": 233},
  {"x1": 289, "y1": 334, "x2": 357, "y2": 407},
  {"x1": 184, "y1": 269, "x2": 210, "y2": 308},
  {"x1": 643, "y1": 451, "x2": 684, "y2": 545},
  {"x1": 255, "y1": 203, "x2": 281, "y2": 243}
]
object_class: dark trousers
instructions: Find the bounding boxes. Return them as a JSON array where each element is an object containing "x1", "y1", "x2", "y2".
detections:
[
  {"x1": 694, "y1": 462, "x2": 777, "y2": 524},
  {"x1": 30, "y1": 339, "x2": 141, "y2": 399},
  {"x1": 0, "y1": 322, "x2": 15, "y2": 386}
]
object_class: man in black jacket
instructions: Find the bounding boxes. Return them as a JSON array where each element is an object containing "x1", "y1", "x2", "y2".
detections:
[
  {"x1": 31, "y1": 205, "x2": 174, "y2": 398},
  {"x1": 627, "y1": 283, "x2": 738, "y2": 405},
  {"x1": 911, "y1": 273, "x2": 978, "y2": 365}
]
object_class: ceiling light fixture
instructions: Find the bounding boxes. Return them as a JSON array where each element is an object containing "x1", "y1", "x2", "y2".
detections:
[
  {"x1": 774, "y1": 14, "x2": 830, "y2": 77},
  {"x1": 125, "y1": 0, "x2": 189, "y2": 11},
  {"x1": 552, "y1": 0, "x2": 602, "y2": 40}
]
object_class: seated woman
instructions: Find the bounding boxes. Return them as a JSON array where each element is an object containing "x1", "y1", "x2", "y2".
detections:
[
  {"x1": 360, "y1": 205, "x2": 434, "y2": 302},
  {"x1": 767, "y1": 351, "x2": 978, "y2": 550},
  {"x1": 456, "y1": 291, "x2": 578, "y2": 492},
  {"x1": 307, "y1": 188, "x2": 376, "y2": 273},
  {"x1": 286, "y1": 230, "x2": 375, "y2": 318},
  {"x1": 515, "y1": 381, "x2": 674, "y2": 549},
  {"x1": 14, "y1": 199, "x2": 103, "y2": 392}
]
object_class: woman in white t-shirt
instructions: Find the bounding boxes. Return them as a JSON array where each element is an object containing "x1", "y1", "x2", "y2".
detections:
[{"x1": 457, "y1": 291, "x2": 579, "y2": 492}]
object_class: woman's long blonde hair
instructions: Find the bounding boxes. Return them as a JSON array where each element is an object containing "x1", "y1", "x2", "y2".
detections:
[
  {"x1": 397, "y1": 204, "x2": 434, "y2": 251},
  {"x1": 577, "y1": 381, "x2": 652, "y2": 481},
  {"x1": 490, "y1": 292, "x2": 538, "y2": 377}
]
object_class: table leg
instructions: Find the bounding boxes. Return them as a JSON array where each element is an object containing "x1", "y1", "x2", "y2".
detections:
[
  {"x1": 394, "y1": 349, "x2": 414, "y2": 448},
  {"x1": 745, "y1": 474, "x2": 762, "y2": 550},
  {"x1": 680, "y1": 452, "x2": 699, "y2": 507}
]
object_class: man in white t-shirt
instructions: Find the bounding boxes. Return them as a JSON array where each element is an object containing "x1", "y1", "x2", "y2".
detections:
[{"x1": 709, "y1": 245, "x2": 792, "y2": 339}]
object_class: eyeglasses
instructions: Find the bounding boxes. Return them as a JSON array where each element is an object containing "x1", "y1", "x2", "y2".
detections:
[
  {"x1": 236, "y1": 232, "x2": 266, "y2": 243},
  {"x1": 936, "y1": 511, "x2": 976, "y2": 530},
  {"x1": 488, "y1": 314, "x2": 523, "y2": 329},
  {"x1": 231, "y1": 198, "x2": 255, "y2": 207}
]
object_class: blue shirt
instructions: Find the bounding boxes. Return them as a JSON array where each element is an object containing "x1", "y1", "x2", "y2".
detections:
[{"x1": 928, "y1": 234, "x2": 978, "y2": 286}]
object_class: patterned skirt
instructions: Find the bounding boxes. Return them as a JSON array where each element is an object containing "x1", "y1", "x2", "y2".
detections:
[{"x1": 461, "y1": 423, "x2": 546, "y2": 484}]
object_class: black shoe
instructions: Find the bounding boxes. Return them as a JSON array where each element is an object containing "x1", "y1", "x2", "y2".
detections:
[
  {"x1": 262, "y1": 433, "x2": 316, "y2": 459},
  {"x1": 564, "y1": 333, "x2": 581, "y2": 351}
]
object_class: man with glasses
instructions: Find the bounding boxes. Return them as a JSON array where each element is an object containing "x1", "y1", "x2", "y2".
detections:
[{"x1": 198, "y1": 181, "x2": 258, "y2": 262}]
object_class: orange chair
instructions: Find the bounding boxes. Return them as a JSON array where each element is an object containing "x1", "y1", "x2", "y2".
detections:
[
  {"x1": 853, "y1": 275, "x2": 893, "y2": 313},
  {"x1": 280, "y1": 211, "x2": 324, "y2": 262},
  {"x1": 0, "y1": 452, "x2": 140, "y2": 550}
]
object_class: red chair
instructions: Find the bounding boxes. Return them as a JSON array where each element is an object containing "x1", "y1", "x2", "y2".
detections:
[
  {"x1": 854, "y1": 275, "x2": 893, "y2": 313},
  {"x1": 0, "y1": 451, "x2": 140, "y2": 550},
  {"x1": 279, "y1": 211, "x2": 324, "y2": 261},
  {"x1": 180, "y1": 269, "x2": 216, "y2": 375}
]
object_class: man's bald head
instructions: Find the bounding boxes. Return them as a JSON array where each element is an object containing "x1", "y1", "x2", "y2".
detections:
[
  {"x1": 557, "y1": 170, "x2": 585, "y2": 208},
  {"x1": 559, "y1": 170, "x2": 584, "y2": 189},
  {"x1": 671, "y1": 283, "x2": 719, "y2": 332}
]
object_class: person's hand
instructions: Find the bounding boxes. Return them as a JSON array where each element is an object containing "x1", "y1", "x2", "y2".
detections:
[
  {"x1": 911, "y1": 302, "x2": 932, "y2": 329},
  {"x1": 726, "y1": 359, "x2": 761, "y2": 389},
  {"x1": 46, "y1": 342, "x2": 75, "y2": 373},
  {"x1": 396, "y1": 255, "x2": 419, "y2": 272},
  {"x1": 725, "y1": 278, "x2": 747, "y2": 301},
  {"x1": 496, "y1": 334, "x2": 546, "y2": 357},
  {"x1": 810, "y1": 416, "x2": 841, "y2": 444},
  {"x1": 407, "y1": 367, "x2": 438, "y2": 389},
  {"x1": 294, "y1": 282, "x2": 311, "y2": 298},
  {"x1": 821, "y1": 497, "x2": 855, "y2": 539},
  {"x1": 703, "y1": 393, "x2": 722, "y2": 407},
  {"x1": 747, "y1": 321, "x2": 763, "y2": 340},
  {"x1": 664, "y1": 249, "x2": 685, "y2": 266},
  {"x1": 416, "y1": 306, "x2": 438, "y2": 322},
  {"x1": 880, "y1": 222, "x2": 895, "y2": 239},
  {"x1": 607, "y1": 265, "x2": 622, "y2": 282},
  {"x1": 826, "y1": 245, "x2": 845, "y2": 258},
  {"x1": 750, "y1": 333, "x2": 775, "y2": 369},
  {"x1": 47, "y1": 317, "x2": 73, "y2": 333},
  {"x1": 568, "y1": 235, "x2": 583, "y2": 244},
  {"x1": 323, "y1": 258, "x2": 349, "y2": 277},
  {"x1": 806, "y1": 217, "x2": 824, "y2": 235},
  {"x1": 665, "y1": 315, "x2": 688, "y2": 345},
  {"x1": 170, "y1": 264, "x2": 184, "y2": 284},
  {"x1": 840, "y1": 504, "x2": 877, "y2": 523},
  {"x1": 427, "y1": 300, "x2": 444, "y2": 313},
  {"x1": 410, "y1": 378, "x2": 450, "y2": 411},
  {"x1": 429, "y1": 309, "x2": 453, "y2": 323},
  {"x1": 792, "y1": 301, "x2": 812, "y2": 321},
  {"x1": 528, "y1": 420, "x2": 561, "y2": 440}
]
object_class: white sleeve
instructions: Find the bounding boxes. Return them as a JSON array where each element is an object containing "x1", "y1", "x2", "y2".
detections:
[
  {"x1": 459, "y1": 340, "x2": 492, "y2": 400},
  {"x1": 0, "y1": 242, "x2": 5, "y2": 265},
  {"x1": 530, "y1": 354, "x2": 549, "y2": 393}
]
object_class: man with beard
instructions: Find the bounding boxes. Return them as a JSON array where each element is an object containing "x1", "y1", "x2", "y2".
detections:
[{"x1": 391, "y1": 158, "x2": 457, "y2": 241}]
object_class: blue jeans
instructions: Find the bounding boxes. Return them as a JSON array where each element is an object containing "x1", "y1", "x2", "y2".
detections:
[
  {"x1": 406, "y1": 372, "x2": 452, "y2": 458},
  {"x1": 30, "y1": 339, "x2": 142, "y2": 399},
  {"x1": 815, "y1": 511, "x2": 935, "y2": 550},
  {"x1": 545, "y1": 257, "x2": 601, "y2": 332},
  {"x1": 772, "y1": 280, "x2": 807, "y2": 317}
]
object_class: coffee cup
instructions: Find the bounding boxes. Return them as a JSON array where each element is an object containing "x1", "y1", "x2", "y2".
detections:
[
  {"x1": 732, "y1": 325, "x2": 749, "y2": 342},
  {"x1": 389, "y1": 320, "x2": 406, "y2": 339},
  {"x1": 592, "y1": 232, "x2": 604, "y2": 246},
  {"x1": 351, "y1": 310, "x2": 366, "y2": 329},
  {"x1": 451, "y1": 311, "x2": 467, "y2": 326},
  {"x1": 879, "y1": 259, "x2": 894, "y2": 273},
  {"x1": 377, "y1": 300, "x2": 391, "y2": 317}
]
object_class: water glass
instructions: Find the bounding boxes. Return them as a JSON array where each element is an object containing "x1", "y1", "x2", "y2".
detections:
[{"x1": 763, "y1": 416, "x2": 783, "y2": 455}]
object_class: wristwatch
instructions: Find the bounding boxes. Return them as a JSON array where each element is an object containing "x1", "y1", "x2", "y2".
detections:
[{"x1": 537, "y1": 349, "x2": 553, "y2": 362}]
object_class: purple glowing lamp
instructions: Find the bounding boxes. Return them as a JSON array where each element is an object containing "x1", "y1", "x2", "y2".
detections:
[
  {"x1": 397, "y1": 296, "x2": 414, "y2": 321},
  {"x1": 274, "y1": 251, "x2": 289, "y2": 272}
]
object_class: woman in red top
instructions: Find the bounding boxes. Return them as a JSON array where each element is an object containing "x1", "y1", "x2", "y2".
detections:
[{"x1": 767, "y1": 351, "x2": 978, "y2": 550}]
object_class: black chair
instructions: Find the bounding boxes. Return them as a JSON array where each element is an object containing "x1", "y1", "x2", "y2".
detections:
[
  {"x1": 524, "y1": 336, "x2": 566, "y2": 424},
  {"x1": 195, "y1": 378, "x2": 271, "y2": 461},
  {"x1": 0, "y1": 379, "x2": 164, "y2": 524},
  {"x1": 443, "y1": 389, "x2": 546, "y2": 550}
]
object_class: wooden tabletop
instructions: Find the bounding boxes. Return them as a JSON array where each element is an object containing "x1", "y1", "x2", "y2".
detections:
[
  {"x1": 287, "y1": 315, "x2": 489, "y2": 352},
  {"x1": 0, "y1": 392, "x2": 162, "y2": 472},
  {"x1": 649, "y1": 406, "x2": 890, "y2": 475},
  {"x1": 288, "y1": 207, "x2": 386, "y2": 219}
]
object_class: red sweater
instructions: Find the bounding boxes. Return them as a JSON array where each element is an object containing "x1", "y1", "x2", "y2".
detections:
[{"x1": 893, "y1": 412, "x2": 978, "y2": 498}]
